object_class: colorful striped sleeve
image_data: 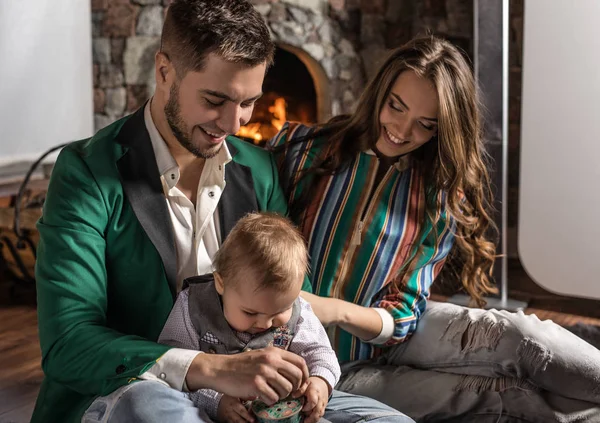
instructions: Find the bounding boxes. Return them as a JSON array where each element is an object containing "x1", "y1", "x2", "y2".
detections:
[
  {"x1": 372, "y1": 210, "x2": 456, "y2": 345},
  {"x1": 267, "y1": 121, "x2": 297, "y2": 196},
  {"x1": 267, "y1": 121, "x2": 291, "y2": 149}
]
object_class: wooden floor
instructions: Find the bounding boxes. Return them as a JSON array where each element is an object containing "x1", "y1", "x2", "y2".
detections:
[
  {"x1": 1, "y1": 259, "x2": 600, "y2": 423},
  {"x1": 0, "y1": 286, "x2": 42, "y2": 423}
]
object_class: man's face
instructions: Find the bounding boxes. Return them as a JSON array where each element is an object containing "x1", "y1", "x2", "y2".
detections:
[{"x1": 163, "y1": 53, "x2": 266, "y2": 158}]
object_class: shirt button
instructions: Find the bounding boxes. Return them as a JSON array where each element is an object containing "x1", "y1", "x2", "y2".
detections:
[
  {"x1": 208, "y1": 191, "x2": 215, "y2": 198},
  {"x1": 159, "y1": 372, "x2": 166, "y2": 380},
  {"x1": 208, "y1": 348, "x2": 217, "y2": 354},
  {"x1": 243, "y1": 347, "x2": 252, "y2": 352},
  {"x1": 115, "y1": 364, "x2": 126, "y2": 375},
  {"x1": 171, "y1": 174, "x2": 175, "y2": 180}
]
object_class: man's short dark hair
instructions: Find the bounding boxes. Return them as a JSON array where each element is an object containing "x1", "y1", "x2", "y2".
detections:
[{"x1": 161, "y1": 0, "x2": 275, "y2": 76}]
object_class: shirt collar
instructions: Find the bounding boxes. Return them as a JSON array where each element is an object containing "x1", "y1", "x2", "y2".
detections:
[
  {"x1": 144, "y1": 100, "x2": 232, "y2": 190},
  {"x1": 363, "y1": 149, "x2": 412, "y2": 172}
]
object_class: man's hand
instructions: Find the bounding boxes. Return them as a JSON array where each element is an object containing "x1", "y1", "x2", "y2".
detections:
[
  {"x1": 217, "y1": 395, "x2": 255, "y2": 423},
  {"x1": 186, "y1": 346, "x2": 309, "y2": 406},
  {"x1": 302, "y1": 377, "x2": 330, "y2": 423}
]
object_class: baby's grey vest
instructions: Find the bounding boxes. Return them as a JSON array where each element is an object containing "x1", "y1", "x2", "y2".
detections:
[{"x1": 185, "y1": 275, "x2": 301, "y2": 355}]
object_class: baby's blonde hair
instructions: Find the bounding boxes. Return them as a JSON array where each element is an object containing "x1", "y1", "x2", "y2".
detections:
[{"x1": 214, "y1": 212, "x2": 308, "y2": 292}]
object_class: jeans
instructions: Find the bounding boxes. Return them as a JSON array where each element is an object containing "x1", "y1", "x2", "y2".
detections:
[
  {"x1": 336, "y1": 301, "x2": 600, "y2": 422},
  {"x1": 81, "y1": 380, "x2": 414, "y2": 423}
]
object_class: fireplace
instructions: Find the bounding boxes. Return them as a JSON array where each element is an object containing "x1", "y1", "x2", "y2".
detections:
[
  {"x1": 236, "y1": 2, "x2": 366, "y2": 145},
  {"x1": 238, "y1": 46, "x2": 318, "y2": 145}
]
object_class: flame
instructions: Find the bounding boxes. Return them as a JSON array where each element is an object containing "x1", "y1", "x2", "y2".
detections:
[
  {"x1": 269, "y1": 97, "x2": 287, "y2": 131},
  {"x1": 237, "y1": 122, "x2": 263, "y2": 142},
  {"x1": 237, "y1": 97, "x2": 287, "y2": 144}
]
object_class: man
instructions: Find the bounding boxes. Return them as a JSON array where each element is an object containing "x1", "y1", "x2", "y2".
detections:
[{"x1": 32, "y1": 1, "x2": 412, "y2": 422}]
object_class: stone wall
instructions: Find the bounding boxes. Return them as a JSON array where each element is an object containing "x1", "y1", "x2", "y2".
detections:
[
  {"x1": 329, "y1": 0, "x2": 474, "y2": 79},
  {"x1": 91, "y1": 0, "x2": 475, "y2": 129},
  {"x1": 250, "y1": 1, "x2": 364, "y2": 119},
  {"x1": 90, "y1": 0, "x2": 523, "y2": 252},
  {"x1": 92, "y1": 0, "x2": 168, "y2": 130}
]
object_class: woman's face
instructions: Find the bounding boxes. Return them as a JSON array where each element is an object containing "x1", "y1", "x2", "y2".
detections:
[{"x1": 376, "y1": 70, "x2": 439, "y2": 158}]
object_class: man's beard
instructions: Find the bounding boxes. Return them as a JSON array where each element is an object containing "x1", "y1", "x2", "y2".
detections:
[{"x1": 164, "y1": 82, "x2": 222, "y2": 159}]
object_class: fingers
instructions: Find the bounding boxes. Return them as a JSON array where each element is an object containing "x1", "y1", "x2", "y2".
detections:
[
  {"x1": 267, "y1": 369, "x2": 295, "y2": 400},
  {"x1": 291, "y1": 381, "x2": 309, "y2": 398},
  {"x1": 224, "y1": 411, "x2": 253, "y2": 423},
  {"x1": 302, "y1": 385, "x2": 319, "y2": 412},
  {"x1": 254, "y1": 377, "x2": 281, "y2": 406},
  {"x1": 240, "y1": 367, "x2": 292, "y2": 405},
  {"x1": 271, "y1": 348, "x2": 309, "y2": 389},
  {"x1": 302, "y1": 381, "x2": 327, "y2": 423},
  {"x1": 254, "y1": 348, "x2": 307, "y2": 400},
  {"x1": 303, "y1": 401, "x2": 326, "y2": 423},
  {"x1": 219, "y1": 396, "x2": 255, "y2": 423},
  {"x1": 232, "y1": 400, "x2": 255, "y2": 423},
  {"x1": 222, "y1": 348, "x2": 309, "y2": 404},
  {"x1": 276, "y1": 360, "x2": 306, "y2": 393}
]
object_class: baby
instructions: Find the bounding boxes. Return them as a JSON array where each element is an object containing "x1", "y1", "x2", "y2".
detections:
[{"x1": 159, "y1": 212, "x2": 340, "y2": 423}]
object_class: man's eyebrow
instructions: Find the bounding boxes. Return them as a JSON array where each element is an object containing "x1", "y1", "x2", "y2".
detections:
[{"x1": 200, "y1": 89, "x2": 263, "y2": 103}]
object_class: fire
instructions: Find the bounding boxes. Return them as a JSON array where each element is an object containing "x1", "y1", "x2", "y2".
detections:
[
  {"x1": 269, "y1": 97, "x2": 287, "y2": 131},
  {"x1": 237, "y1": 123, "x2": 263, "y2": 142},
  {"x1": 237, "y1": 97, "x2": 287, "y2": 144}
]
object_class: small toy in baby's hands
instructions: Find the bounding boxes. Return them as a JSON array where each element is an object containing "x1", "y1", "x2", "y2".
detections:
[{"x1": 251, "y1": 397, "x2": 304, "y2": 423}]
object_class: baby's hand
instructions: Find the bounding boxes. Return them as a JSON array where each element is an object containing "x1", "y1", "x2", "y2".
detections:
[
  {"x1": 217, "y1": 395, "x2": 255, "y2": 423},
  {"x1": 302, "y1": 377, "x2": 330, "y2": 423}
]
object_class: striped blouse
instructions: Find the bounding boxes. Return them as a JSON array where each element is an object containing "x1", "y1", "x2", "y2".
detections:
[{"x1": 270, "y1": 122, "x2": 456, "y2": 363}]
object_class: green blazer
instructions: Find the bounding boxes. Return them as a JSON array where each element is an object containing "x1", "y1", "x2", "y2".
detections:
[{"x1": 32, "y1": 107, "x2": 289, "y2": 423}]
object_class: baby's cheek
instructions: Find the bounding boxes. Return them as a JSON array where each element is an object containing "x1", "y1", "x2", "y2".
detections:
[
  {"x1": 275, "y1": 311, "x2": 293, "y2": 327},
  {"x1": 224, "y1": 308, "x2": 247, "y2": 331}
]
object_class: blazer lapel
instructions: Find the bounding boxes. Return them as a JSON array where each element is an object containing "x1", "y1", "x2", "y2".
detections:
[
  {"x1": 219, "y1": 139, "x2": 259, "y2": 240},
  {"x1": 115, "y1": 106, "x2": 178, "y2": 297}
]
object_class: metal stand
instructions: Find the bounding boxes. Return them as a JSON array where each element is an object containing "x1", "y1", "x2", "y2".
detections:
[
  {"x1": 449, "y1": 0, "x2": 527, "y2": 312},
  {"x1": 1, "y1": 232, "x2": 37, "y2": 298},
  {"x1": 2, "y1": 142, "x2": 67, "y2": 299}
]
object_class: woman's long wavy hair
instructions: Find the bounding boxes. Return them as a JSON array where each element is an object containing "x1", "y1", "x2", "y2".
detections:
[{"x1": 284, "y1": 35, "x2": 498, "y2": 306}]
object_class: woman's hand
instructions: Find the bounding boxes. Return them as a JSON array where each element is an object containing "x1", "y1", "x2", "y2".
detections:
[{"x1": 300, "y1": 291, "x2": 386, "y2": 341}]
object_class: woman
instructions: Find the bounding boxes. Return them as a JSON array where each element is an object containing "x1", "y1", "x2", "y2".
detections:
[{"x1": 269, "y1": 36, "x2": 600, "y2": 422}]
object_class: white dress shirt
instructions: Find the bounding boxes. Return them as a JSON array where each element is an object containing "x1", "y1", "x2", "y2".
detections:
[
  {"x1": 139, "y1": 101, "x2": 230, "y2": 391},
  {"x1": 145, "y1": 103, "x2": 232, "y2": 288},
  {"x1": 138, "y1": 102, "x2": 391, "y2": 393}
]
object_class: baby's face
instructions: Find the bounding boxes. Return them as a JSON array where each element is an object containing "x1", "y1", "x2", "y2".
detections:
[{"x1": 217, "y1": 275, "x2": 301, "y2": 334}]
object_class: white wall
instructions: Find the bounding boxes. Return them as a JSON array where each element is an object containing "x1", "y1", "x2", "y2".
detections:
[
  {"x1": 0, "y1": 1, "x2": 93, "y2": 166},
  {"x1": 519, "y1": 0, "x2": 600, "y2": 299}
]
